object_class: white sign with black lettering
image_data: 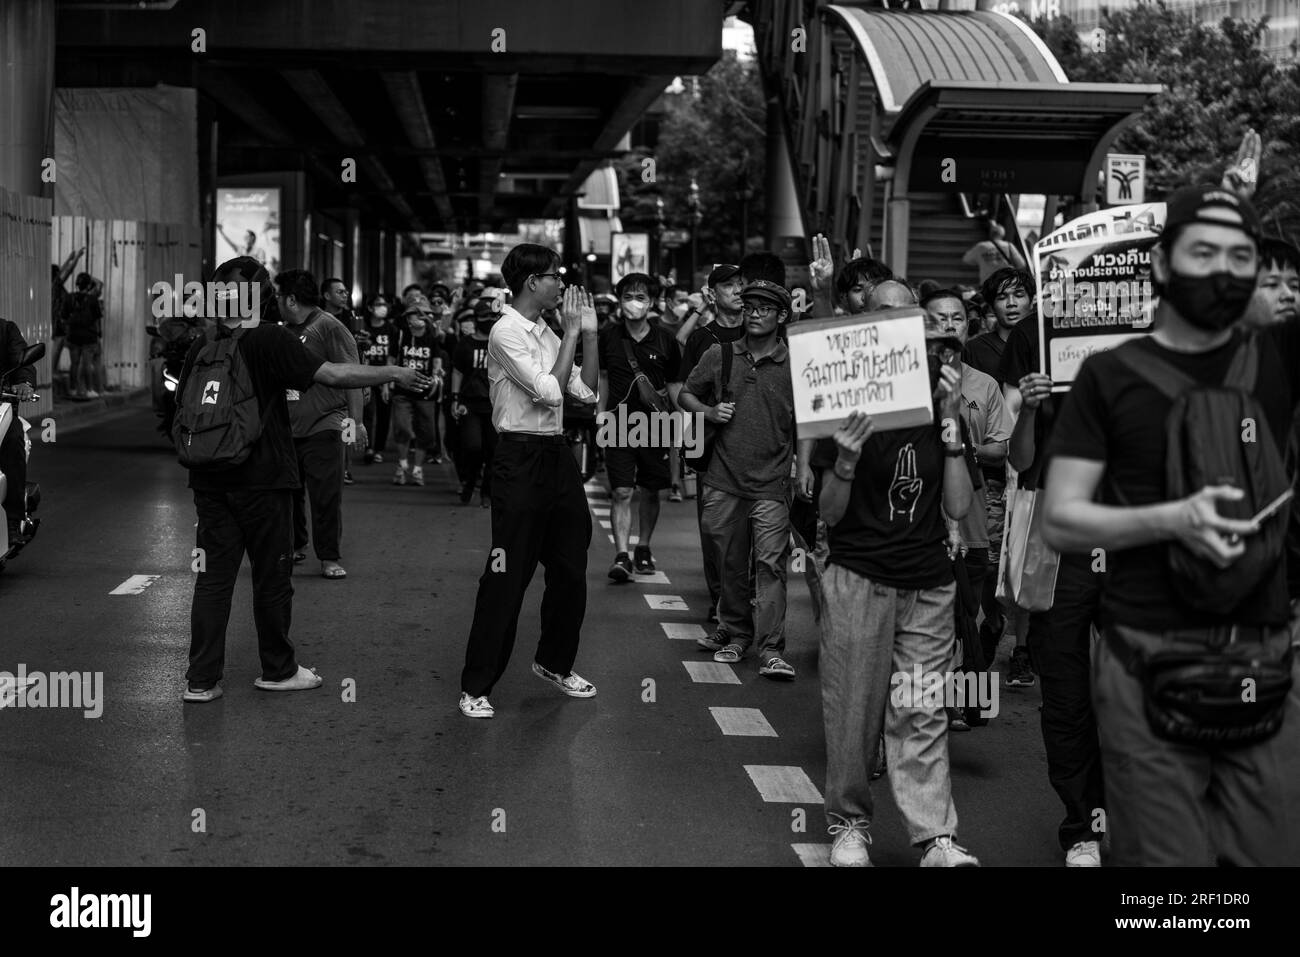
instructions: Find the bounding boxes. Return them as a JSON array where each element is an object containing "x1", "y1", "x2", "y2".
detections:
[{"x1": 787, "y1": 308, "x2": 933, "y2": 439}]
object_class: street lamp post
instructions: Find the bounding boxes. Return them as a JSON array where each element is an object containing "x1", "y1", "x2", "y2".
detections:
[
  {"x1": 655, "y1": 197, "x2": 666, "y2": 279},
  {"x1": 687, "y1": 177, "x2": 701, "y2": 286}
]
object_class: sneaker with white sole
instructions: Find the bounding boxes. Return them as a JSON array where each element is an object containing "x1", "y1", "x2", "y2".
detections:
[
  {"x1": 1065, "y1": 839, "x2": 1101, "y2": 867},
  {"x1": 920, "y1": 836, "x2": 980, "y2": 867},
  {"x1": 410, "y1": 466, "x2": 425, "y2": 487},
  {"x1": 828, "y1": 814, "x2": 872, "y2": 867},
  {"x1": 392, "y1": 466, "x2": 408, "y2": 485},
  {"x1": 759, "y1": 656, "x2": 796, "y2": 680},
  {"x1": 531, "y1": 661, "x2": 597, "y2": 697},
  {"x1": 253, "y1": 665, "x2": 323, "y2": 692},
  {"x1": 182, "y1": 684, "x2": 223, "y2": 703},
  {"x1": 459, "y1": 692, "x2": 494, "y2": 719}
]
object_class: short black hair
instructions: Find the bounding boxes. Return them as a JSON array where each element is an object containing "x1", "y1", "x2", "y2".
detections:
[
  {"x1": 321, "y1": 277, "x2": 347, "y2": 295},
  {"x1": 916, "y1": 279, "x2": 942, "y2": 300},
  {"x1": 1259, "y1": 238, "x2": 1300, "y2": 274},
  {"x1": 401, "y1": 283, "x2": 423, "y2": 297},
  {"x1": 363, "y1": 292, "x2": 389, "y2": 311},
  {"x1": 920, "y1": 287, "x2": 966, "y2": 311},
  {"x1": 501, "y1": 243, "x2": 560, "y2": 296},
  {"x1": 275, "y1": 269, "x2": 320, "y2": 307},
  {"x1": 75, "y1": 271, "x2": 94, "y2": 291},
  {"x1": 615, "y1": 273, "x2": 659, "y2": 299},
  {"x1": 981, "y1": 267, "x2": 1033, "y2": 305},
  {"x1": 835, "y1": 257, "x2": 893, "y2": 300},
  {"x1": 739, "y1": 251, "x2": 786, "y2": 286}
]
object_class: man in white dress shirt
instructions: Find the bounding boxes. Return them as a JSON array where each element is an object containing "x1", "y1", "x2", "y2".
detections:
[{"x1": 459, "y1": 244, "x2": 600, "y2": 719}]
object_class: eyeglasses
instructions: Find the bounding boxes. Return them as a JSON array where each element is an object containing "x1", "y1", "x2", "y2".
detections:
[
  {"x1": 742, "y1": 304, "x2": 778, "y2": 318},
  {"x1": 533, "y1": 272, "x2": 563, "y2": 281}
]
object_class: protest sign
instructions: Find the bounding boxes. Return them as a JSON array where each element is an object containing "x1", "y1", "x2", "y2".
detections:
[
  {"x1": 1035, "y1": 202, "x2": 1165, "y2": 392},
  {"x1": 787, "y1": 307, "x2": 933, "y2": 439}
]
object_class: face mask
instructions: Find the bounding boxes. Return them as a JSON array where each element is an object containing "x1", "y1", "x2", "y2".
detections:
[
  {"x1": 1161, "y1": 269, "x2": 1258, "y2": 331},
  {"x1": 373, "y1": 306, "x2": 389, "y2": 319},
  {"x1": 623, "y1": 301, "x2": 648, "y2": 320},
  {"x1": 475, "y1": 320, "x2": 495, "y2": 335}
]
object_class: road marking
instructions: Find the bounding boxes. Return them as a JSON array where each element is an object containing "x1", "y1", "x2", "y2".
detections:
[
  {"x1": 644, "y1": 594, "x2": 687, "y2": 611},
  {"x1": 682, "y1": 661, "x2": 741, "y2": 685},
  {"x1": 599, "y1": 520, "x2": 611, "y2": 528},
  {"x1": 709, "y1": 707, "x2": 778, "y2": 737},
  {"x1": 590, "y1": 506, "x2": 610, "y2": 515},
  {"x1": 110, "y1": 575, "x2": 161, "y2": 595},
  {"x1": 607, "y1": 534, "x2": 615, "y2": 543},
  {"x1": 743, "y1": 765, "x2": 824, "y2": 804},
  {"x1": 632, "y1": 571, "x2": 671, "y2": 585},
  {"x1": 661, "y1": 622, "x2": 707, "y2": 640},
  {"x1": 791, "y1": 844, "x2": 832, "y2": 867}
]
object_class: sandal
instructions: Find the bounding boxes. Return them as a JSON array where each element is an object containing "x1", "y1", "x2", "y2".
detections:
[
  {"x1": 713, "y1": 643, "x2": 743, "y2": 664},
  {"x1": 293, "y1": 551, "x2": 307, "y2": 564},
  {"x1": 321, "y1": 564, "x2": 347, "y2": 579}
]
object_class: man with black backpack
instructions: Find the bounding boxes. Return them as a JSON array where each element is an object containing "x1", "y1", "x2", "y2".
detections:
[
  {"x1": 1042, "y1": 186, "x2": 1300, "y2": 865},
  {"x1": 174, "y1": 257, "x2": 432, "y2": 704}
]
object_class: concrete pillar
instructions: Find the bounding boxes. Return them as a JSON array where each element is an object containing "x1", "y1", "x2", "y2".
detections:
[
  {"x1": 887, "y1": 194, "x2": 910, "y2": 278},
  {"x1": 0, "y1": 0, "x2": 55, "y2": 196},
  {"x1": 765, "y1": 98, "x2": 808, "y2": 283}
]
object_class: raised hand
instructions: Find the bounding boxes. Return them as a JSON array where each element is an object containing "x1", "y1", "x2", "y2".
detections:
[
  {"x1": 810, "y1": 233, "x2": 834, "y2": 291},
  {"x1": 560, "y1": 286, "x2": 583, "y2": 336},
  {"x1": 1222, "y1": 129, "x2": 1261, "y2": 200},
  {"x1": 831, "y1": 410, "x2": 875, "y2": 465},
  {"x1": 578, "y1": 288, "x2": 598, "y2": 334}
]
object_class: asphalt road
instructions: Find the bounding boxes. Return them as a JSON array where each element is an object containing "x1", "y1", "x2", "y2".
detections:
[{"x1": 0, "y1": 401, "x2": 1064, "y2": 866}]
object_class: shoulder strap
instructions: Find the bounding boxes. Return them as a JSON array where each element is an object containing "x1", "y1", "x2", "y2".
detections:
[
  {"x1": 1109, "y1": 340, "x2": 1197, "y2": 400},
  {"x1": 719, "y1": 342, "x2": 734, "y2": 403},
  {"x1": 620, "y1": 337, "x2": 642, "y2": 373},
  {"x1": 1225, "y1": 332, "x2": 1259, "y2": 393}
]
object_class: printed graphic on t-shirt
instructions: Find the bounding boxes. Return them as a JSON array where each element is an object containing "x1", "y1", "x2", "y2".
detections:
[
  {"x1": 888, "y1": 443, "x2": 923, "y2": 523},
  {"x1": 366, "y1": 333, "x2": 389, "y2": 363}
]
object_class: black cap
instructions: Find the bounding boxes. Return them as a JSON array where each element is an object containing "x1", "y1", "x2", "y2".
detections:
[
  {"x1": 740, "y1": 279, "x2": 792, "y2": 311},
  {"x1": 1164, "y1": 185, "x2": 1262, "y2": 245},
  {"x1": 708, "y1": 263, "x2": 741, "y2": 286}
]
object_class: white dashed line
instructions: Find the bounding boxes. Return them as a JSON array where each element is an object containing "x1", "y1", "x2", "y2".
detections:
[
  {"x1": 109, "y1": 575, "x2": 161, "y2": 596},
  {"x1": 709, "y1": 707, "x2": 778, "y2": 737},
  {"x1": 644, "y1": 595, "x2": 688, "y2": 611},
  {"x1": 743, "y1": 765, "x2": 823, "y2": 804},
  {"x1": 682, "y1": 661, "x2": 741, "y2": 684},
  {"x1": 791, "y1": 844, "x2": 832, "y2": 867},
  {"x1": 632, "y1": 571, "x2": 671, "y2": 585},
  {"x1": 661, "y1": 622, "x2": 707, "y2": 640},
  {"x1": 599, "y1": 520, "x2": 612, "y2": 528},
  {"x1": 590, "y1": 506, "x2": 610, "y2": 515}
]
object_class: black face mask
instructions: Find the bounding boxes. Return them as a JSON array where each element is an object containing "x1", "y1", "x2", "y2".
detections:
[
  {"x1": 1161, "y1": 269, "x2": 1257, "y2": 331},
  {"x1": 475, "y1": 320, "x2": 495, "y2": 335}
]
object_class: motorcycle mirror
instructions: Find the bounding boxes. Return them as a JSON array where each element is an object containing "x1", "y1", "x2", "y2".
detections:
[{"x1": 18, "y1": 343, "x2": 44, "y2": 368}]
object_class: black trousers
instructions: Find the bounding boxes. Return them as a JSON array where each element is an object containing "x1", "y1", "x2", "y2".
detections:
[
  {"x1": 292, "y1": 430, "x2": 344, "y2": 561},
  {"x1": 0, "y1": 404, "x2": 25, "y2": 520},
  {"x1": 455, "y1": 408, "x2": 498, "y2": 495},
  {"x1": 1028, "y1": 550, "x2": 1107, "y2": 851},
  {"x1": 461, "y1": 434, "x2": 592, "y2": 697},
  {"x1": 363, "y1": 386, "x2": 391, "y2": 454},
  {"x1": 188, "y1": 488, "x2": 298, "y2": 688}
]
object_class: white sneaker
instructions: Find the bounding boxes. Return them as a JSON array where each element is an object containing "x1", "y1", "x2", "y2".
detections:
[
  {"x1": 410, "y1": 466, "x2": 425, "y2": 486},
  {"x1": 920, "y1": 836, "x2": 980, "y2": 867},
  {"x1": 253, "y1": 665, "x2": 323, "y2": 692},
  {"x1": 459, "y1": 692, "x2": 494, "y2": 719},
  {"x1": 531, "y1": 661, "x2": 597, "y2": 697},
  {"x1": 85, "y1": 390, "x2": 100, "y2": 399},
  {"x1": 1066, "y1": 839, "x2": 1101, "y2": 867},
  {"x1": 828, "y1": 814, "x2": 872, "y2": 867}
]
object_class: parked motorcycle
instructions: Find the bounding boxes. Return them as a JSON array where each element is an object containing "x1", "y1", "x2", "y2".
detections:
[
  {"x1": 0, "y1": 342, "x2": 44, "y2": 573},
  {"x1": 147, "y1": 318, "x2": 201, "y2": 437}
]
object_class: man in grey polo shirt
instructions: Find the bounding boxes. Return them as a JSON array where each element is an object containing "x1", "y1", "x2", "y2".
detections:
[{"x1": 680, "y1": 280, "x2": 797, "y2": 680}]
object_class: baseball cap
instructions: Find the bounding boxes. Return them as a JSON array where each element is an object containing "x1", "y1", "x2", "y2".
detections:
[
  {"x1": 741, "y1": 279, "x2": 792, "y2": 311},
  {"x1": 403, "y1": 301, "x2": 433, "y2": 317},
  {"x1": 708, "y1": 263, "x2": 741, "y2": 286},
  {"x1": 1163, "y1": 185, "x2": 1262, "y2": 245}
]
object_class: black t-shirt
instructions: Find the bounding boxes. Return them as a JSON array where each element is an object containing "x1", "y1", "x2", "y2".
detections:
[
  {"x1": 389, "y1": 329, "x2": 449, "y2": 399},
  {"x1": 598, "y1": 321, "x2": 683, "y2": 411},
  {"x1": 678, "y1": 320, "x2": 746, "y2": 383},
  {"x1": 180, "y1": 323, "x2": 324, "y2": 492},
  {"x1": 453, "y1": 335, "x2": 492, "y2": 412},
  {"x1": 360, "y1": 320, "x2": 395, "y2": 367},
  {"x1": 1048, "y1": 324, "x2": 1300, "y2": 629},
  {"x1": 963, "y1": 329, "x2": 1008, "y2": 383},
  {"x1": 827, "y1": 424, "x2": 953, "y2": 590},
  {"x1": 998, "y1": 316, "x2": 1056, "y2": 490}
]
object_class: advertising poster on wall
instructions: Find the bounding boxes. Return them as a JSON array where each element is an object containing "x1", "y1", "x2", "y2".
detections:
[
  {"x1": 611, "y1": 232, "x2": 649, "y2": 282},
  {"x1": 1034, "y1": 202, "x2": 1166, "y2": 392},
  {"x1": 215, "y1": 187, "x2": 282, "y2": 276}
]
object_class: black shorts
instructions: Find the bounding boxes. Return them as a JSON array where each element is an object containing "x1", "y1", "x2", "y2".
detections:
[{"x1": 605, "y1": 444, "x2": 671, "y2": 491}]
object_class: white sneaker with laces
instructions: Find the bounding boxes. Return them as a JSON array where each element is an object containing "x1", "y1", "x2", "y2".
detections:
[
  {"x1": 531, "y1": 662, "x2": 597, "y2": 697},
  {"x1": 920, "y1": 836, "x2": 980, "y2": 867},
  {"x1": 1066, "y1": 839, "x2": 1101, "y2": 867},
  {"x1": 459, "y1": 692, "x2": 494, "y2": 718},
  {"x1": 828, "y1": 814, "x2": 872, "y2": 867}
]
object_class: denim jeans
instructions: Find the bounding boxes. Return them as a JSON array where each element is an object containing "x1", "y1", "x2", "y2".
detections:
[
  {"x1": 700, "y1": 485, "x2": 790, "y2": 659},
  {"x1": 820, "y1": 563, "x2": 961, "y2": 845}
]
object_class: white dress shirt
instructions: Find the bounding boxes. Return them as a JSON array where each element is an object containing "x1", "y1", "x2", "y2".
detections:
[{"x1": 488, "y1": 304, "x2": 596, "y2": 434}]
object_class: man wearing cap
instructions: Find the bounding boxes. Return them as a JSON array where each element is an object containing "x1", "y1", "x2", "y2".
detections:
[
  {"x1": 678, "y1": 264, "x2": 746, "y2": 622},
  {"x1": 680, "y1": 279, "x2": 798, "y2": 680},
  {"x1": 1042, "y1": 185, "x2": 1300, "y2": 864}
]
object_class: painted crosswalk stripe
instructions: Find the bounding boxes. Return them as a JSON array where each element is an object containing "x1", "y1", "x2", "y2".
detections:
[
  {"x1": 743, "y1": 765, "x2": 823, "y2": 804},
  {"x1": 632, "y1": 571, "x2": 671, "y2": 585},
  {"x1": 644, "y1": 594, "x2": 688, "y2": 611},
  {"x1": 791, "y1": 844, "x2": 832, "y2": 867},
  {"x1": 709, "y1": 707, "x2": 778, "y2": 737},
  {"x1": 607, "y1": 534, "x2": 615, "y2": 543},
  {"x1": 682, "y1": 661, "x2": 741, "y2": 685},
  {"x1": 599, "y1": 520, "x2": 611, "y2": 528},
  {"x1": 110, "y1": 575, "x2": 161, "y2": 596},
  {"x1": 590, "y1": 506, "x2": 610, "y2": 515},
  {"x1": 661, "y1": 622, "x2": 707, "y2": 641}
]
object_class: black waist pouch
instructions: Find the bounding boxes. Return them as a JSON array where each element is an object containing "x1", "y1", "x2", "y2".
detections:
[{"x1": 1136, "y1": 645, "x2": 1293, "y2": 748}]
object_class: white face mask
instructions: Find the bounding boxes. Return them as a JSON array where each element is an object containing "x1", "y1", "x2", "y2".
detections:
[
  {"x1": 622, "y1": 300, "x2": 649, "y2": 320},
  {"x1": 372, "y1": 306, "x2": 389, "y2": 319}
]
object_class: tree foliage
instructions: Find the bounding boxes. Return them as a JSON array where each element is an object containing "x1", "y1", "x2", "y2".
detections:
[
  {"x1": 1033, "y1": 2, "x2": 1300, "y2": 242},
  {"x1": 616, "y1": 52, "x2": 767, "y2": 273}
]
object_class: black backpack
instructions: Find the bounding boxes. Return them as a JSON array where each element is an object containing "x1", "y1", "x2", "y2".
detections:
[
  {"x1": 1110, "y1": 334, "x2": 1290, "y2": 613},
  {"x1": 694, "y1": 340, "x2": 734, "y2": 473},
  {"x1": 64, "y1": 293, "x2": 99, "y2": 345},
  {"x1": 172, "y1": 327, "x2": 264, "y2": 470}
]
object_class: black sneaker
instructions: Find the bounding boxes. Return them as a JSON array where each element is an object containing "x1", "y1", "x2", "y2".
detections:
[
  {"x1": 459, "y1": 483, "x2": 474, "y2": 504},
  {"x1": 633, "y1": 544, "x2": 655, "y2": 573},
  {"x1": 1005, "y1": 648, "x2": 1037, "y2": 688},
  {"x1": 608, "y1": 553, "x2": 633, "y2": 582},
  {"x1": 343, "y1": 470, "x2": 355, "y2": 486}
]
